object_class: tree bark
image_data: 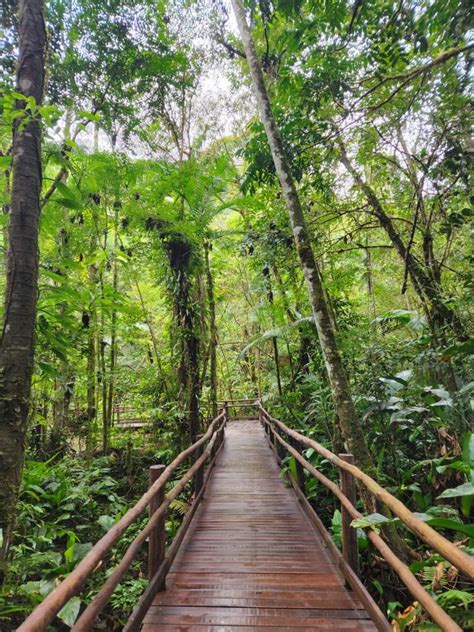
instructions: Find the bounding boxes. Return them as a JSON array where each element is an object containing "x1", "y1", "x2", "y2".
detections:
[
  {"x1": 231, "y1": 0, "x2": 374, "y2": 475},
  {"x1": 263, "y1": 266, "x2": 283, "y2": 397},
  {"x1": 106, "y1": 204, "x2": 120, "y2": 436},
  {"x1": 0, "y1": 0, "x2": 46, "y2": 572},
  {"x1": 204, "y1": 243, "x2": 218, "y2": 418}
]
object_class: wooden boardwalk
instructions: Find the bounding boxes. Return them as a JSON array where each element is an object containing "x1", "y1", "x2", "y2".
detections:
[{"x1": 142, "y1": 420, "x2": 379, "y2": 631}]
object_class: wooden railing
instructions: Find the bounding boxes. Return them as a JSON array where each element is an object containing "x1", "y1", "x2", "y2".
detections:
[
  {"x1": 259, "y1": 404, "x2": 473, "y2": 632},
  {"x1": 17, "y1": 399, "x2": 473, "y2": 632},
  {"x1": 17, "y1": 407, "x2": 228, "y2": 632},
  {"x1": 112, "y1": 405, "x2": 150, "y2": 429},
  {"x1": 217, "y1": 398, "x2": 260, "y2": 420}
]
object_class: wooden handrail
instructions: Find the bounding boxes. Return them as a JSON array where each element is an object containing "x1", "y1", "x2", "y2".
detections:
[
  {"x1": 18, "y1": 410, "x2": 227, "y2": 632},
  {"x1": 71, "y1": 428, "x2": 224, "y2": 631},
  {"x1": 123, "y1": 426, "x2": 225, "y2": 632},
  {"x1": 263, "y1": 417, "x2": 462, "y2": 631},
  {"x1": 217, "y1": 398, "x2": 258, "y2": 403},
  {"x1": 260, "y1": 406, "x2": 474, "y2": 580}
]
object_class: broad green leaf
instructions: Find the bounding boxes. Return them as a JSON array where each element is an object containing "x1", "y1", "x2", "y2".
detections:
[
  {"x1": 351, "y1": 513, "x2": 393, "y2": 530},
  {"x1": 58, "y1": 596, "x2": 81, "y2": 628},
  {"x1": 413, "y1": 514, "x2": 474, "y2": 538},
  {"x1": 55, "y1": 197, "x2": 83, "y2": 210},
  {"x1": 437, "y1": 482, "x2": 474, "y2": 499},
  {"x1": 98, "y1": 515, "x2": 116, "y2": 531}
]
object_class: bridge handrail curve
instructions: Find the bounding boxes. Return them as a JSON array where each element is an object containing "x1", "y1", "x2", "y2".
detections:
[
  {"x1": 261, "y1": 411, "x2": 462, "y2": 631},
  {"x1": 17, "y1": 409, "x2": 227, "y2": 632},
  {"x1": 260, "y1": 405, "x2": 474, "y2": 581}
]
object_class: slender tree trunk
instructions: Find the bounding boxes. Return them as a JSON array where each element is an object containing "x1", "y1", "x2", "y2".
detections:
[
  {"x1": 100, "y1": 333, "x2": 108, "y2": 452},
  {"x1": 99, "y1": 273, "x2": 109, "y2": 452},
  {"x1": 263, "y1": 266, "x2": 283, "y2": 396},
  {"x1": 205, "y1": 243, "x2": 218, "y2": 417},
  {"x1": 0, "y1": 0, "x2": 46, "y2": 572},
  {"x1": 231, "y1": 0, "x2": 373, "y2": 474},
  {"x1": 134, "y1": 279, "x2": 170, "y2": 398},
  {"x1": 86, "y1": 316, "x2": 96, "y2": 451},
  {"x1": 106, "y1": 205, "x2": 119, "y2": 435},
  {"x1": 85, "y1": 235, "x2": 98, "y2": 452},
  {"x1": 187, "y1": 320, "x2": 200, "y2": 441},
  {"x1": 51, "y1": 220, "x2": 72, "y2": 449}
]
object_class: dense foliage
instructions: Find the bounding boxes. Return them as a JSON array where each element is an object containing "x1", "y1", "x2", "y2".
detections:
[{"x1": 0, "y1": 0, "x2": 472, "y2": 629}]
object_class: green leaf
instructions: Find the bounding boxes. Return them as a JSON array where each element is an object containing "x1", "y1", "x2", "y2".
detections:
[
  {"x1": 437, "y1": 482, "x2": 474, "y2": 499},
  {"x1": 55, "y1": 198, "x2": 83, "y2": 210},
  {"x1": 436, "y1": 589, "x2": 474, "y2": 609},
  {"x1": 72, "y1": 542, "x2": 92, "y2": 562},
  {"x1": 0, "y1": 155, "x2": 11, "y2": 170},
  {"x1": 98, "y1": 514, "x2": 116, "y2": 531},
  {"x1": 58, "y1": 596, "x2": 81, "y2": 628},
  {"x1": 77, "y1": 110, "x2": 100, "y2": 122},
  {"x1": 372, "y1": 579, "x2": 383, "y2": 595},
  {"x1": 56, "y1": 182, "x2": 77, "y2": 200},
  {"x1": 463, "y1": 432, "x2": 474, "y2": 471},
  {"x1": 443, "y1": 338, "x2": 474, "y2": 358},
  {"x1": 416, "y1": 516, "x2": 474, "y2": 538},
  {"x1": 351, "y1": 512, "x2": 393, "y2": 531}
]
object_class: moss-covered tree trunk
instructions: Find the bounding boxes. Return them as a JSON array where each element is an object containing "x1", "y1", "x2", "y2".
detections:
[
  {"x1": 230, "y1": 0, "x2": 373, "y2": 474},
  {"x1": 0, "y1": 0, "x2": 46, "y2": 572}
]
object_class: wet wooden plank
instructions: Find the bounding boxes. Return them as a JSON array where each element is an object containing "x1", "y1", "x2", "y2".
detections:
[
  {"x1": 143, "y1": 627, "x2": 377, "y2": 632},
  {"x1": 141, "y1": 420, "x2": 383, "y2": 631}
]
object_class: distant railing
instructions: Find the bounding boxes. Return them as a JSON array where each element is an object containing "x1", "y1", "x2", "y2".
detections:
[
  {"x1": 259, "y1": 403, "x2": 473, "y2": 632},
  {"x1": 217, "y1": 398, "x2": 260, "y2": 420},
  {"x1": 112, "y1": 404, "x2": 150, "y2": 429},
  {"x1": 18, "y1": 406, "x2": 228, "y2": 632}
]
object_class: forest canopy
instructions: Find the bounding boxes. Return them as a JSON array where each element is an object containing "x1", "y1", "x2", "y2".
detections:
[{"x1": 0, "y1": 0, "x2": 473, "y2": 629}]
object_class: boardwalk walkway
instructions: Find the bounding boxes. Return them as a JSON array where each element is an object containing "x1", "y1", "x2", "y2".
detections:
[{"x1": 142, "y1": 420, "x2": 378, "y2": 631}]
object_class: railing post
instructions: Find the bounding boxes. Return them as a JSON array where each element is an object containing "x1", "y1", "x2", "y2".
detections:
[
  {"x1": 339, "y1": 453, "x2": 359, "y2": 576},
  {"x1": 194, "y1": 434, "x2": 204, "y2": 498},
  {"x1": 148, "y1": 464, "x2": 166, "y2": 581}
]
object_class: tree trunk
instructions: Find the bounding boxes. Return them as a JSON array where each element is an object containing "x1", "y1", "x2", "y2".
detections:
[
  {"x1": 0, "y1": 0, "x2": 46, "y2": 572},
  {"x1": 263, "y1": 266, "x2": 283, "y2": 397},
  {"x1": 99, "y1": 274, "x2": 109, "y2": 453},
  {"x1": 231, "y1": 0, "x2": 374, "y2": 475},
  {"x1": 86, "y1": 315, "x2": 96, "y2": 451},
  {"x1": 204, "y1": 243, "x2": 218, "y2": 418},
  {"x1": 187, "y1": 320, "x2": 200, "y2": 442},
  {"x1": 106, "y1": 204, "x2": 120, "y2": 435},
  {"x1": 134, "y1": 279, "x2": 169, "y2": 398}
]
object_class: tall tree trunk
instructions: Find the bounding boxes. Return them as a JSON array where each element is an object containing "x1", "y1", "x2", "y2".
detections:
[
  {"x1": 106, "y1": 204, "x2": 120, "y2": 435},
  {"x1": 0, "y1": 0, "x2": 46, "y2": 572},
  {"x1": 86, "y1": 313, "x2": 96, "y2": 451},
  {"x1": 187, "y1": 318, "x2": 200, "y2": 442},
  {"x1": 231, "y1": 0, "x2": 373, "y2": 474},
  {"x1": 165, "y1": 237, "x2": 200, "y2": 441},
  {"x1": 51, "y1": 220, "x2": 72, "y2": 449},
  {"x1": 99, "y1": 273, "x2": 109, "y2": 452},
  {"x1": 85, "y1": 231, "x2": 98, "y2": 452},
  {"x1": 263, "y1": 265, "x2": 282, "y2": 397},
  {"x1": 205, "y1": 243, "x2": 218, "y2": 418}
]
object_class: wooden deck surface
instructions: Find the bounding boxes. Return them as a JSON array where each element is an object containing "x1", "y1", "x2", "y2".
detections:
[{"x1": 142, "y1": 420, "x2": 380, "y2": 631}]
